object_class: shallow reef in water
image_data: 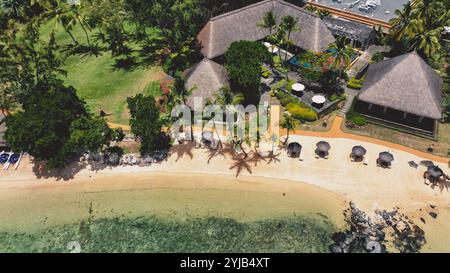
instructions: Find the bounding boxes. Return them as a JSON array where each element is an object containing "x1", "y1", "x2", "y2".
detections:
[{"x1": 0, "y1": 215, "x2": 337, "y2": 253}]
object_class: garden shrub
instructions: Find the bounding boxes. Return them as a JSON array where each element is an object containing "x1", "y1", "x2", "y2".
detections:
[
  {"x1": 275, "y1": 91, "x2": 297, "y2": 106},
  {"x1": 371, "y1": 52, "x2": 384, "y2": 63},
  {"x1": 347, "y1": 77, "x2": 364, "y2": 90},
  {"x1": 286, "y1": 102, "x2": 318, "y2": 121},
  {"x1": 262, "y1": 66, "x2": 271, "y2": 78},
  {"x1": 347, "y1": 111, "x2": 367, "y2": 126},
  {"x1": 286, "y1": 79, "x2": 296, "y2": 92},
  {"x1": 329, "y1": 92, "x2": 346, "y2": 102}
]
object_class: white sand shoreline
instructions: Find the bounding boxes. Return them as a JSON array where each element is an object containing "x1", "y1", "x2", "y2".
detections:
[{"x1": 0, "y1": 135, "x2": 449, "y2": 252}]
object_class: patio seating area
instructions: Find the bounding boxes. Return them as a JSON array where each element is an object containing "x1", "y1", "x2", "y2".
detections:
[{"x1": 262, "y1": 64, "x2": 340, "y2": 115}]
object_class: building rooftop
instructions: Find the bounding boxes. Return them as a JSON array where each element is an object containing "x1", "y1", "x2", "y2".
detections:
[
  {"x1": 358, "y1": 52, "x2": 443, "y2": 120},
  {"x1": 323, "y1": 16, "x2": 375, "y2": 42},
  {"x1": 197, "y1": 0, "x2": 335, "y2": 59},
  {"x1": 184, "y1": 59, "x2": 229, "y2": 109}
]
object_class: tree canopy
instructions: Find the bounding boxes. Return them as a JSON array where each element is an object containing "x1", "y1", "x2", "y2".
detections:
[
  {"x1": 127, "y1": 94, "x2": 169, "y2": 155},
  {"x1": 224, "y1": 40, "x2": 270, "y2": 103},
  {"x1": 5, "y1": 82, "x2": 120, "y2": 168}
]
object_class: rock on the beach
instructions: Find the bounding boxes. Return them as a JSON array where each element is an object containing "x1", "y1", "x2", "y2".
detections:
[
  {"x1": 429, "y1": 212, "x2": 437, "y2": 219},
  {"x1": 329, "y1": 244, "x2": 343, "y2": 253}
]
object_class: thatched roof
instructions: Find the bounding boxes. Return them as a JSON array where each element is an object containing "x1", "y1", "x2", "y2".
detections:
[
  {"x1": 197, "y1": 0, "x2": 335, "y2": 59},
  {"x1": 378, "y1": 152, "x2": 394, "y2": 163},
  {"x1": 358, "y1": 52, "x2": 443, "y2": 119},
  {"x1": 184, "y1": 58, "x2": 229, "y2": 109}
]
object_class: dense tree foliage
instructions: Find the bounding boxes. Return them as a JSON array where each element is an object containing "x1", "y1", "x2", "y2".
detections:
[
  {"x1": 225, "y1": 40, "x2": 270, "y2": 103},
  {"x1": 127, "y1": 94, "x2": 169, "y2": 155},
  {"x1": 389, "y1": 0, "x2": 449, "y2": 60},
  {"x1": 5, "y1": 82, "x2": 121, "y2": 168}
]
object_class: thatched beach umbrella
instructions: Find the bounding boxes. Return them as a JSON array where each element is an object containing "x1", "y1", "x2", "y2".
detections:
[
  {"x1": 352, "y1": 145, "x2": 367, "y2": 157},
  {"x1": 316, "y1": 141, "x2": 330, "y2": 152},
  {"x1": 287, "y1": 142, "x2": 302, "y2": 158},
  {"x1": 427, "y1": 165, "x2": 444, "y2": 181},
  {"x1": 378, "y1": 152, "x2": 394, "y2": 166},
  {"x1": 315, "y1": 141, "x2": 331, "y2": 157}
]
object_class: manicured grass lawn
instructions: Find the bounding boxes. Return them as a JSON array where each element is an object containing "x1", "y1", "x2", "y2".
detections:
[
  {"x1": 39, "y1": 20, "x2": 165, "y2": 125},
  {"x1": 343, "y1": 121, "x2": 450, "y2": 158}
]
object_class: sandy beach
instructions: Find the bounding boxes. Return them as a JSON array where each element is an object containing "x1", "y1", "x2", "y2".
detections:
[{"x1": 0, "y1": 135, "x2": 449, "y2": 252}]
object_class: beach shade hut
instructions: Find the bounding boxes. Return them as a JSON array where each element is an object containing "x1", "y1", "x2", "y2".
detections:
[
  {"x1": 351, "y1": 145, "x2": 366, "y2": 161},
  {"x1": 426, "y1": 165, "x2": 444, "y2": 183},
  {"x1": 287, "y1": 142, "x2": 302, "y2": 158},
  {"x1": 377, "y1": 152, "x2": 394, "y2": 168},
  {"x1": 315, "y1": 141, "x2": 331, "y2": 158},
  {"x1": 202, "y1": 131, "x2": 214, "y2": 147}
]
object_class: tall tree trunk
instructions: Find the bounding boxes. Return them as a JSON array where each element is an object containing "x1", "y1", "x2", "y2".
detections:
[
  {"x1": 78, "y1": 20, "x2": 91, "y2": 46},
  {"x1": 65, "y1": 27, "x2": 78, "y2": 45}
]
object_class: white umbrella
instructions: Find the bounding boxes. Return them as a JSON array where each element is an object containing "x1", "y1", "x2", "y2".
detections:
[
  {"x1": 292, "y1": 83, "x2": 305, "y2": 92},
  {"x1": 312, "y1": 95, "x2": 326, "y2": 104}
]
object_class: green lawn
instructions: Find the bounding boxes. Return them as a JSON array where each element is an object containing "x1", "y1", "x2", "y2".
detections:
[
  {"x1": 343, "y1": 121, "x2": 450, "y2": 158},
  {"x1": 39, "y1": 20, "x2": 164, "y2": 125}
]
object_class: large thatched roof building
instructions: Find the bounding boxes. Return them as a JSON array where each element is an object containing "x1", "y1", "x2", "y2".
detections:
[
  {"x1": 355, "y1": 52, "x2": 443, "y2": 137},
  {"x1": 184, "y1": 58, "x2": 229, "y2": 109},
  {"x1": 197, "y1": 0, "x2": 335, "y2": 59}
]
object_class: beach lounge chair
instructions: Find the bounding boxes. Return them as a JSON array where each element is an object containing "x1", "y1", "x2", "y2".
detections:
[
  {"x1": 299, "y1": 151, "x2": 304, "y2": 161},
  {"x1": 363, "y1": 156, "x2": 369, "y2": 165}
]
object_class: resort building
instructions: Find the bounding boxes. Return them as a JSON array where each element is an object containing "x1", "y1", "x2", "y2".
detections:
[
  {"x1": 197, "y1": 0, "x2": 336, "y2": 60},
  {"x1": 354, "y1": 52, "x2": 443, "y2": 138},
  {"x1": 322, "y1": 16, "x2": 375, "y2": 50},
  {"x1": 184, "y1": 58, "x2": 229, "y2": 109},
  {"x1": 185, "y1": 0, "x2": 337, "y2": 108}
]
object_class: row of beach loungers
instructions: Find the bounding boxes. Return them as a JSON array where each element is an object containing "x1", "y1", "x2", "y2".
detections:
[{"x1": 0, "y1": 151, "x2": 23, "y2": 171}]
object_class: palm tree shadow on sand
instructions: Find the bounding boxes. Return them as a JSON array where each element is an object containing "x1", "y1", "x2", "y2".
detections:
[
  {"x1": 431, "y1": 178, "x2": 450, "y2": 193},
  {"x1": 206, "y1": 143, "x2": 235, "y2": 164},
  {"x1": 168, "y1": 141, "x2": 196, "y2": 162},
  {"x1": 229, "y1": 152, "x2": 253, "y2": 178}
]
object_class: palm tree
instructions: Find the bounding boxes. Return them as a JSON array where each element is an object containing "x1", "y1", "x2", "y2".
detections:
[
  {"x1": 280, "y1": 15, "x2": 299, "y2": 63},
  {"x1": 169, "y1": 76, "x2": 196, "y2": 140},
  {"x1": 214, "y1": 86, "x2": 245, "y2": 108},
  {"x1": 389, "y1": 1, "x2": 414, "y2": 42},
  {"x1": 215, "y1": 87, "x2": 245, "y2": 148},
  {"x1": 69, "y1": 4, "x2": 92, "y2": 46},
  {"x1": 408, "y1": 25, "x2": 442, "y2": 58},
  {"x1": 1, "y1": 0, "x2": 25, "y2": 19},
  {"x1": 44, "y1": 0, "x2": 78, "y2": 44},
  {"x1": 259, "y1": 10, "x2": 277, "y2": 36},
  {"x1": 280, "y1": 112, "x2": 298, "y2": 143},
  {"x1": 327, "y1": 36, "x2": 352, "y2": 81}
]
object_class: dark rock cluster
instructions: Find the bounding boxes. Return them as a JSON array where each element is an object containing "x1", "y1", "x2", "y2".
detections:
[{"x1": 330, "y1": 202, "x2": 426, "y2": 253}]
